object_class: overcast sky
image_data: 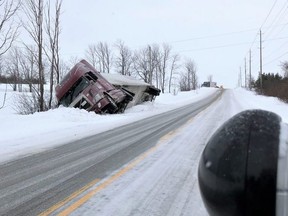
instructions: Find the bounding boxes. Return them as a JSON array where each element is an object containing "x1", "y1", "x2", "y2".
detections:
[{"x1": 59, "y1": 0, "x2": 288, "y2": 88}]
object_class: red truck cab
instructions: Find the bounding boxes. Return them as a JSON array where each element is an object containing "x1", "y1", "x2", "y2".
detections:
[{"x1": 55, "y1": 60, "x2": 134, "y2": 114}]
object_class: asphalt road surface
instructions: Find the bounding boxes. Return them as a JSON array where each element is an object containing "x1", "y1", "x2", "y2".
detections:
[{"x1": 0, "y1": 90, "x2": 222, "y2": 216}]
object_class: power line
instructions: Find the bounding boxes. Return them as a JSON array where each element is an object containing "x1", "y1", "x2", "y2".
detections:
[
  {"x1": 263, "y1": 50, "x2": 288, "y2": 66},
  {"x1": 244, "y1": 23, "x2": 288, "y2": 58},
  {"x1": 169, "y1": 22, "x2": 288, "y2": 46},
  {"x1": 169, "y1": 28, "x2": 259, "y2": 44},
  {"x1": 263, "y1": 24, "x2": 288, "y2": 57},
  {"x1": 263, "y1": 38, "x2": 288, "y2": 60},
  {"x1": 242, "y1": 0, "x2": 288, "y2": 78},
  {"x1": 174, "y1": 34, "x2": 288, "y2": 53},
  {"x1": 264, "y1": 36, "x2": 288, "y2": 42},
  {"x1": 259, "y1": 35, "x2": 288, "y2": 68},
  {"x1": 246, "y1": 32, "x2": 259, "y2": 54},
  {"x1": 264, "y1": 1, "x2": 288, "y2": 39},
  {"x1": 243, "y1": 0, "x2": 278, "y2": 55},
  {"x1": 178, "y1": 41, "x2": 253, "y2": 52},
  {"x1": 260, "y1": 0, "x2": 279, "y2": 29}
]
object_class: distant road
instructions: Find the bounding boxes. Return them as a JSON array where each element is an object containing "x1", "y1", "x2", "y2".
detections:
[{"x1": 0, "y1": 89, "x2": 222, "y2": 215}]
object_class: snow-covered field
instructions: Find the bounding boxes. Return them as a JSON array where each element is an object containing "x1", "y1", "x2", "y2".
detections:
[{"x1": 1, "y1": 85, "x2": 288, "y2": 215}]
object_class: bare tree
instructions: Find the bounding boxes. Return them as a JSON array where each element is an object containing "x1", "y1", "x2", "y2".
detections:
[
  {"x1": 133, "y1": 47, "x2": 150, "y2": 83},
  {"x1": 187, "y1": 59, "x2": 198, "y2": 90},
  {"x1": 168, "y1": 54, "x2": 180, "y2": 93},
  {"x1": 0, "y1": 57, "x2": 8, "y2": 108},
  {"x1": 85, "y1": 44, "x2": 98, "y2": 68},
  {"x1": 23, "y1": 0, "x2": 46, "y2": 111},
  {"x1": 85, "y1": 42, "x2": 113, "y2": 73},
  {"x1": 179, "y1": 72, "x2": 188, "y2": 91},
  {"x1": 5, "y1": 45, "x2": 39, "y2": 93},
  {"x1": 96, "y1": 43, "x2": 105, "y2": 72},
  {"x1": 133, "y1": 46, "x2": 151, "y2": 83},
  {"x1": 148, "y1": 45, "x2": 154, "y2": 85},
  {"x1": 58, "y1": 59, "x2": 69, "y2": 80},
  {"x1": 133, "y1": 45, "x2": 158, "y2": 84},
  {"x1": 144, "y1": 43, "x2": 180, "y2": 93},
  {"x1": 46, "y1": 0, "x2": 62, "y2": 84},
  {"x1": 0, "y1": 56, "x2": 3, "y2": 77},
  {"x1": 67, "y1": 55, "x2": 80, "y2": 68},
  {"x1": 6, "y1": 46, "x2": 22, "y2": 91},
  {"x1": 44, "y1": 0, "x2": 62, "y2": 108},
  {"x1": 0, "y1": 0, "x2": 21, "y2": 56},
  {"x1": 180, "y1": 59, "x2": 198, "y2": 91},
  {"x1": 14, "y1": 91, "x2": 40, "y2": 114},
  {"x1": 281, "y1": 61, "x2": 288, "y2": 78},
  {"x1": 156, "y1": 43, "x2": 171, "y2": 93},
  {"x1": 114, "y1": 40, "x2": 133, "y2": 76},
  {"x1": 100, "y1": 42, "x2": 113, "y2": 73},
  {"x1": 20, "y1": 45, "x2": 37, "y2": 92},
  {"x1": 207, "y1": 74, "x2": 213, "y2": 82}
]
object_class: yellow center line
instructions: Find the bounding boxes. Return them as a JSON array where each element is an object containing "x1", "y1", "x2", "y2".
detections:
[
  {"x1": 39, "y1": 178, "x2": 100, "y2": 216},
  {"x1": 40, "y1": 115, "x2": 201, "y2": 215},
  {"x1": 57, "y1": 142, "x2": 163, "y2": 216}
]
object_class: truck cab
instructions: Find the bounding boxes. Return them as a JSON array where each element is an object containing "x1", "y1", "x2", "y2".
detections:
[{"x1": 55, "y1": 60, "x2": 134, "y2": 114}]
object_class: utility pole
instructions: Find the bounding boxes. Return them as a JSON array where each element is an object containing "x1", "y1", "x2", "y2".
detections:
[
  {"x1": 249, "y1": 49, "x2": 252, "y2": 90},
  {"x1": 259, "y1": 30, "x2": 263, "y2": 92}
]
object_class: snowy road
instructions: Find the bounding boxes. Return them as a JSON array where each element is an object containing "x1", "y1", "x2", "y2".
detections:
[
  {"x1": 65, "y1": 90, "x2": 242, "y2": 216},
  {"x1": 68, "y1": 89, "x2": 243, "y2": 216},
  {"x1": 0, "y1": 89, "x2": 221, "y2": 215},
  {"x1": 0, "y1": 85, "x2": 287, "y2": 216},
  {"x1": 1, "y1": 87, "x2": 286, "y2": 216},
  {"x1": 65, "y1": 89, "x2": 242, "y2": 216}
]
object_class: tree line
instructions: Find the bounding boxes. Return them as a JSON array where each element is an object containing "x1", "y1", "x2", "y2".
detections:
[
  {"x1": 253, "y1": 62, "x2": 288, "y2": 103},
  {"x1": 0, "y1": 0, "x2": 62, "y2": 113},
  {"x1": 84, "y1": 41, "x2": 198, "y2": 93},
  {"x1": 2, "y1": 0, "x2": 288, "y2": 114},
  {"x1": 0, "y1": 0, "x2": 199, "y2": 114}
]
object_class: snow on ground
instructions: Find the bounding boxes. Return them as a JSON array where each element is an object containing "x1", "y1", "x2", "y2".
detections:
[
  {"x1": 232, "y1": 88, "x2": 288, "y2": 123},
  {"x1": 68, "y1": 88, "x2": 288, "y2": 216},
  {"x1": 0, "y1": 85, "x2": 217, "y2": 163},
  {"x1": 1, "y1": 85, "x2": 288, "y2": 215}
]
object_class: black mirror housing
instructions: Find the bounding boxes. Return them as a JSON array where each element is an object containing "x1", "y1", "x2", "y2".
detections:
[{"x1": 198, "y1": 109, "x2": 282, "y2": 216}]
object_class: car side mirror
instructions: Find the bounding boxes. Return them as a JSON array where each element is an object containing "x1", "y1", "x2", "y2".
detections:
[{"x1": 198, "y1": 109, "x2": 288, "y2": 216}]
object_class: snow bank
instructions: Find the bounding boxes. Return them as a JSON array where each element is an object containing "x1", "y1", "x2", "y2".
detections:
[
  {"x1": 233, "y1": 88, "x2": 288, "y2": 123},
  {"x1": 0, "y1": 86, "x2": 288, "y2": 163},
  {"x1": 0, "y1": 85, "x2": 217, "y2": 163}
]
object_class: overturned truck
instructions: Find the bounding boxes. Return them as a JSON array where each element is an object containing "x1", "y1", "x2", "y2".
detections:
[
  {"x1": 55, "y1": 60, "x2": 160, "y2": 114},
  {"x1": 102, "y1": 73, "x2": 161, "y2": 108},
  {"x1": 55, "y1": 60, "x2": 134, "y2": 114}
]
